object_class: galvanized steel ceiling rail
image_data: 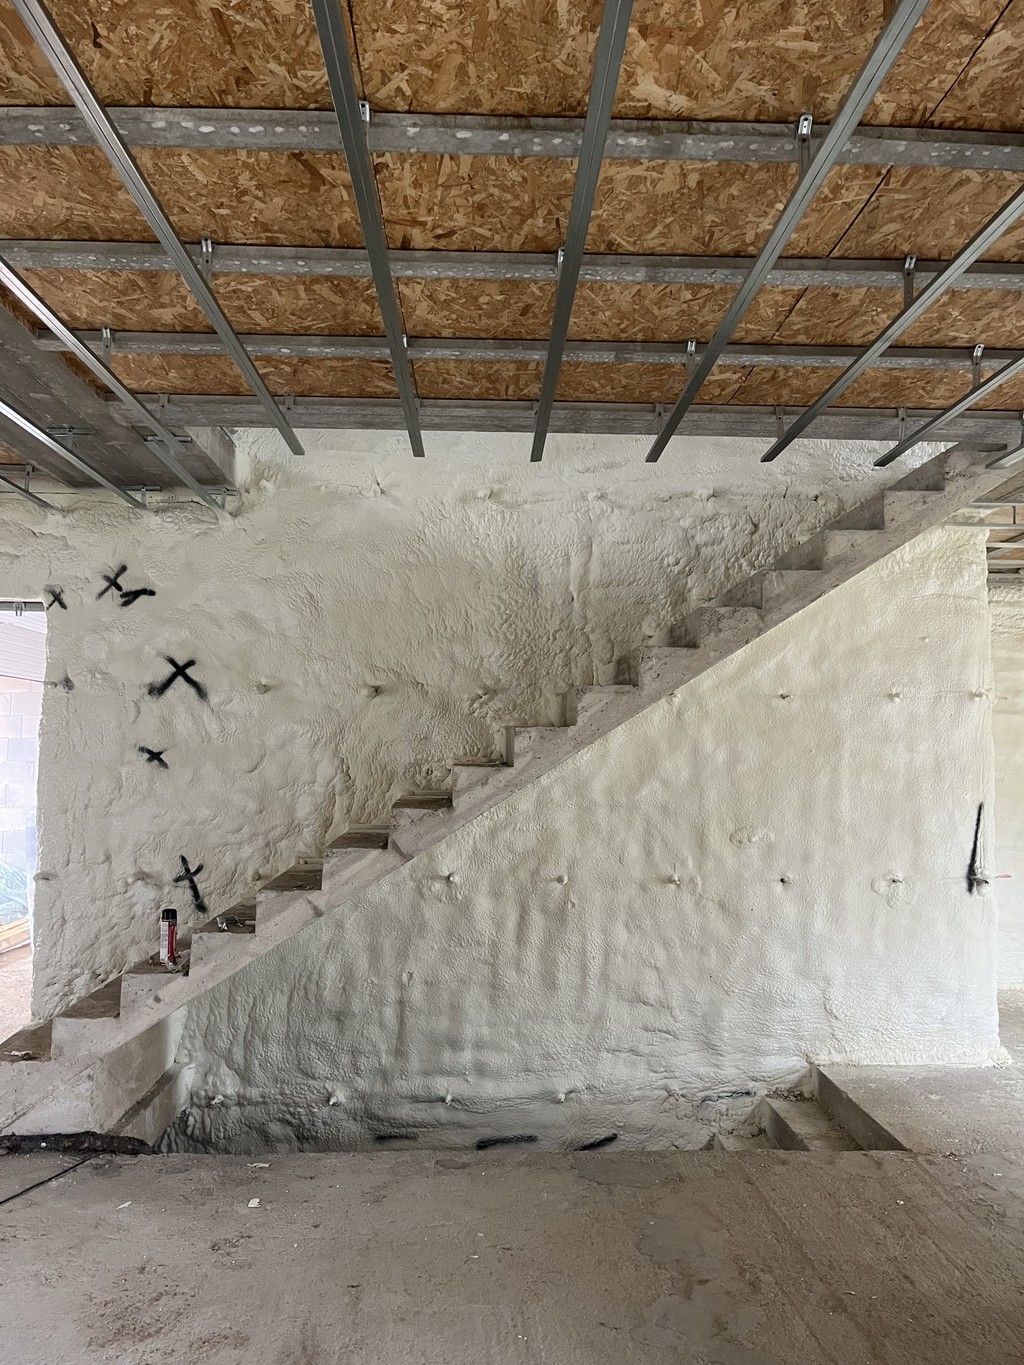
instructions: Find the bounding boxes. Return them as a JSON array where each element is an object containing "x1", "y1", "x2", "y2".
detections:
[
  {"x1": 310, "y1": 0, "x2": 424, "y2": 459},
  {"x1": 644, "y1": 0, "x2": 933, "y2": 464},
  {"x1": 11, "y1": 0, "x2": 305, "y2": 460},
  {"x1": 530, "y1": 0, "x2": 634, "y2": 463}
]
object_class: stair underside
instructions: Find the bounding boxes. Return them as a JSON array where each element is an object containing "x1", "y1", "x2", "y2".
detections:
[{"x1": 1, "y1": 443, "x2": 1014, "y2": 1132}]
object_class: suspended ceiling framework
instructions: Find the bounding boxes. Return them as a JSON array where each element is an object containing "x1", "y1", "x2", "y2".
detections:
[{"x1": 7, "y1": 1, "x2": 1024, "y2": 490}]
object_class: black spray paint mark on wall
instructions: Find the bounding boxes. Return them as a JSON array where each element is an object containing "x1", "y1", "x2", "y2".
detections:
[
  {"x1": 173, "y1": 855, "x2": 208, "y2": 916},
  {"x1": 138, "y1": 746, "x2": 168, "y2": 770},
  {"x1": 97, "y1": 565, "x2": 127, "y2": 599},
  {"x1": 44, "y1": 586, "x2": 66, "y2": 611},
  {"x1": 148, "y1": 656, "x2": 208, "y2": 704},
  {"x1": 119, "y1": 587, "x2": 156, "y2": 608},
  {"x1": 967, "y1": 802, "x2": 987, "y2": 895}
]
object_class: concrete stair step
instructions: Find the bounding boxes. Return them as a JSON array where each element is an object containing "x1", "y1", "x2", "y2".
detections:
[
  {"x1": 0, "y1": 1019, "x2": 52, "y2": 1064},
  {"x1": 51, "y1": 978, "x2": 124, "y2": 1062},
  {"x1": 450, "y1": 760, "x2": 507, "y2": 799},
  {"x1": 261, "y1": 860, "x2": 323, "y2": 894},
  {"x1": 504, "y1": 725, "x2": 569, "y2": 766},
  {"x1": 322, "y1": 829, "x2": 402, "y2": 902},
  {"x1": 759, "y1": 1096, "x2": 859, "y2": 1151},
  {"x1": 574, "y1": 684, "x2": 635, "y2": 724},
  {"x1": 390, "y1": 792, "x2": 454, "y2": 857},
  {"x1": 683, "y1": 605, "x2": 765, "y2": 648},
  {"x1": 119, "y1": 957, "x2": 181, "y2": 1018}
]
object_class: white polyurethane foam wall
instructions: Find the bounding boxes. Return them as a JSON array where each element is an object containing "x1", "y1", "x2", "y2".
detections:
[{"x1": 0, "y1": 430, "x2": 997, "y2": 1149}]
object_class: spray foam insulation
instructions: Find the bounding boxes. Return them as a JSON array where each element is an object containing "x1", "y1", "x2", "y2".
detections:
[{"x1": 3, "y1": 0, "x2": 1024, "y2": 410}]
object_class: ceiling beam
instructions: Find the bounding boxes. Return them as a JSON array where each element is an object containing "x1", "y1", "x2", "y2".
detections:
[
  {"x1": 37, "y1": 330, "x2": 1024, "y2": 374},
  {"x1": 310, "y1": 0, "x2": 423, "y2": 459},
  {"x1": 11, "y1": 0, "x2": 304, "y2": 460},
  {"x1": 8, "y1": 240, "x2": 1024, "y2": 293},
  {"x1": 5, "y1": 106, "x2": 1024, "y2": 173},
  {"x1": 119, "y1": 394, "x2": 1024, "y2": 446},
  {"x1": 0, "y1": 301, "x2": 225, "y2": 489},
  {"x1": 645, "y1": 0, "x2": 932, "y2": 462},
  {"x1": 530, "y1": 0, "x2": 634, "y2": 462}
]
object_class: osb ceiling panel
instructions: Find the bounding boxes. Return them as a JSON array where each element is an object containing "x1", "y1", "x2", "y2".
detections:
[
  {"x1": 398, "y1": 279, "x2": 555, "y2": 340},
  {"x1": 0, "y1": 0, "x2": 331, "y2": 107},
  {"x1": 110, "y1": 354, "x2": 398, "y2": 398},
  {"x1": 586, "y1": 162, "x2": 886, "y2": 257},
  {"x1": 568, "y1": 283, "x2": 803, "y2": 343},
  {"x1": 0, "y1": 146, "x2": 364, "y2": 246},
  {"x1": 775, "y1": 285, "x2": 1024, "y2": 351},
  {"x1": 413, "y1": 359, "x2": 542, "y2": 401},
  {"x1": 18, "y1": 269, "x2": 385, "y2": 335},
  {"x1": 350, "y1": 0, "x2": 1002, "y2": 123},
  {"x1": 729, "y1": 365, "x2": 972, "y2": 409},
  {"x1": 927, "y1": 0, "x2": 1024, "y2": 134},
  {"x1": 556, "y1": 361, "x2": 745, "y2": 405},
  {"x1": 832, "y1": 167, "x2": 1024, "y2": 261},
  {"x1": 374, "y1": 153, "x2": 576, "y2": 253}
]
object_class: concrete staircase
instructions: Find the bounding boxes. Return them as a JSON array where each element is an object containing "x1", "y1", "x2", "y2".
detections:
[{"x1": 0, "y1": 442, "x2": 1015, "y2": 1138}]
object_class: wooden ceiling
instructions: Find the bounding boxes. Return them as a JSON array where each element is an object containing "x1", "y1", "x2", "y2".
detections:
[{"x1": 3, "y1": 0, "x2": 1024, "y2": 417}]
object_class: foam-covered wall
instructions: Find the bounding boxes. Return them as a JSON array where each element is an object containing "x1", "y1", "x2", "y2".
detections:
[
  {"x1": 991, "y1": 586, "x2": 1024, "y2": 988},
  {"x1": 0, "y1": 431, "x2": 997, "y2": 1150}
]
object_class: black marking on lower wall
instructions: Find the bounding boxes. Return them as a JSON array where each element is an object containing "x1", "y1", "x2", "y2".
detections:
[
  {"x1": 0, "y1": 1131, "x2": 153, "y2": 1155},
  {"x1": 373, "y1": 1132, "x2": 419, "y2": 1142},
  {"x1": 44, "y1": 586, "x2": 66, "y2": 611},
  {"x1": 967, "y1": 802, "x2": 986, "y2": 895},
  {"x1": 575, "y1": 1133, "x2": 619, "y2": 1150},
  {"x1": 148, "y1": 656, "x2": 208, "y2": 703},
  {"x1": 138, "y1": 746, "x2": 168, "y2": 770},
  {"x1": 173, "y1": 855, "x2": 208, "y2": 916},
  {"x1": 475, "y1": 1134, "x2": 538, "y2": 1150}
]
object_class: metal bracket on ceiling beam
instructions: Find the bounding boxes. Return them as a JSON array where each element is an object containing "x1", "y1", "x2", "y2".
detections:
[
  {"x1": 358, "y1": 100, "x2": 371, "y2": 125},
  {"x1": 101, "y1": 326, "x2": 112, "y2": 362},
  {"x1": 903, "y1": 254, "x2": 916, "y2": 310},
  {"x1": 283, "y1": 392, "x2": 295, "y2": 412},
  {"x1": 972, "y1": 343, "x2": 985, "y2": 390},
  {"x1": 123, "y1": 484, "x2": 161, "y2": 507},
  {"x1": 200, "y1": 236, "x2": 214, "y2": 284},
  {"x1": 898, "y1": 406, "x2": 907, "y2": 444},
  {"x1": 654, "y1": 402, "x2": 667, "y2": 433},
  {"x1": 774, "y1": 405, "x2": 785, "y2": 441},
  {"x1": 556, "y1": 246, "x2": 565, "y2": 278},
  {"x1": 796, "y1": 113, "x2": 813, "y2": 178},
  {"x1": 685, "y1": 338, "x2": 697, "y2": 378},
  {"x1": 44, "y1": 425, "x2": 92, "y2": 438}
]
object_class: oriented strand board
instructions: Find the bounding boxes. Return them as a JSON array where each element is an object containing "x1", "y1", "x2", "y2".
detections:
[
  {"x1": 375, "y1": 153, "x2": 576, "y2": 253},
  {"x1": 772, "y1": 287, "x2": 902, "y2": 346},
  {"x1": 413, "y1": 359, "x2": 542, "y2": 401},
  {"x1": 927, "y1": 0, "x2": 1024, "y2": 133},
  {"x1": 109, "y1": 354, "x2": 398, "y2": 397},
  {"x1": 865, "y1": 0, "x2": 1008, "y2": 127},
  {"x1": 832, "y1": 167, "x2": 1024, "y2": 262},
  {"x1": 556, "y1": 361, "x2": 746, "y2": 405},
  {"x1": 0, "y1": 146, "x2": 364, "y2": 246},
  {"x1": 351, "y1": 0, "x2": 1002, "y2": 123},
  {"x1": 398, "y1": 279, "x2": 555, "y2": 339},
  {"x1": 18, "y1": 269, "x2": 384, "y2": 334},
  {"x1": 0, "y1": 0, "x2": 331, "y2": 108},
  {"x1": 586, "y1": 162, "x2": 886, "y2": 257},
  {"x1": 568, "y1": 283, "x2": 803, "y2": 343},
  {"x1": 730, "y1": 365, "x2": 973, "y2": 409}
]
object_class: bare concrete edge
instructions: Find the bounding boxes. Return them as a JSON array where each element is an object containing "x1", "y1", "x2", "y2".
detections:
[{"x1": 813, "y1": 1064, "x2": 909, "y2": 1152}]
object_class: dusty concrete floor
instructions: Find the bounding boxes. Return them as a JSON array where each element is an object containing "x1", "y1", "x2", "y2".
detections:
[
  {"x1": 0, "y1": 943, "x2": 31, "y2": 1040},
  {"x1": 3, "y1": 1149, "x2": 1024, "y2": 1364}
]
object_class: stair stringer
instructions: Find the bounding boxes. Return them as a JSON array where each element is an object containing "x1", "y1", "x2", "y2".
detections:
[{"x1": 0, "y1": 443, "x2": 1011, "y2": 1135}]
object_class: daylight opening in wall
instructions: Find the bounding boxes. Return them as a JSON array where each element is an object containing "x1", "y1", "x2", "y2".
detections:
[{"x1": 0, "y1": 604, "x2": 44, "y2": 1041}]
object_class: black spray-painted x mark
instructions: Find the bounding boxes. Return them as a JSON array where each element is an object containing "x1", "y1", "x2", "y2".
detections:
[
  {"x1": 138, "y1": 746, "x2": 168, "y2": 770},
  {"x1": 173, "y1": 855, "x2": 208, "y2": 915},
  {"x1": 148, "y1": 656, "x2": 208, "y2": 703},
  {"x1": 45, "y1": 586, "x2": 66, "y2": 611},
  {"x1": 97, "y1": 564, "x2": 127, "y2": 599}
]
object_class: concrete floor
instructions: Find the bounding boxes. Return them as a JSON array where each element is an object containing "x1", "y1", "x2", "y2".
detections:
[
  {"x1": 4, "y1": 1149, "x2": 1024, "y2": 1364},
  {"x1": 0, "y1": 942, "x2": 31, "y2": 1040}
]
